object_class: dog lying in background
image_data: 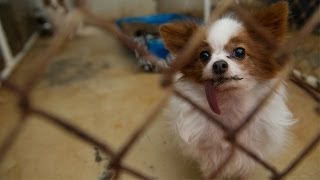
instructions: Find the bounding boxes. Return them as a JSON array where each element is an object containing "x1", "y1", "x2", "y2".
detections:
[
  {"x1": 160, "y1": 2, "x2": 294, "y2": 179},
  {"x1": 42, "y1": 0, "x2": 93, "y2": 38},
  {"x1": 42, "y1": 0, "x2": 71, "y2": 32}
]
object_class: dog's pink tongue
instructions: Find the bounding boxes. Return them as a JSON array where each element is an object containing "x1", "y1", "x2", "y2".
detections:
[{"x1": 204, "y1": 80, "x2": 221, "y2": 115}]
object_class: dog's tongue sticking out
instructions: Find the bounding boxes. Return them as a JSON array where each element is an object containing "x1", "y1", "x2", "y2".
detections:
[{"x1": 204, "y1": 81, "x2": 221, "y2": 115}]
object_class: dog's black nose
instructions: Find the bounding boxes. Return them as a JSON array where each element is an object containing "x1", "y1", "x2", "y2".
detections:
[{"x1": 213, "y1": 60, "x2": 228, "y2": 74}]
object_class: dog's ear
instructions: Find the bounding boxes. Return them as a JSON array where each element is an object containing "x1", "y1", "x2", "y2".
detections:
[
  {"x1": 160, "y1": 21, "x2": 199, "y2": 53},
  {"x1": 254, "y1": 1, "x2": 289, "y2": 42}
]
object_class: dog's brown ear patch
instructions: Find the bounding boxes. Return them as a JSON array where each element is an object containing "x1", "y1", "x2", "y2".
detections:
[
  {"x1": 253, "y1": 1, "x2": 289, "y2": 42},
  {"x1": 160, "y1": 21, "x2": 199, "y2": 53}
]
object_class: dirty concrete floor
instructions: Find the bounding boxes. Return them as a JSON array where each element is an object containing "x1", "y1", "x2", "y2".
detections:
[{"x1": 0, "y1": 28, "x2": 319, "y2": 180}]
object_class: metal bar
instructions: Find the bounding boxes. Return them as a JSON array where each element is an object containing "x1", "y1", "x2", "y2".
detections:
[
  {"x1": 30, "y1": 107, "x2": 115, "y2": 156},
  {"x1": 109, "y1": 88, "x2": 172, "y2": 169},
  {"x1": 274, "y1": 133, "x2": 320, "y2": 179},
  {"x1": 0, "y1": 118, "x2": 28, "y2": 162},
  {"x1": 207, "y1": 145, "x2": 236, "y2": 180}
]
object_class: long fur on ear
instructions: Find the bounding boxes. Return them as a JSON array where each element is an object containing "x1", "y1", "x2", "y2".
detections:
[
  {"x1": 159, "y1": 21, "x2": 199, "y2": 53},
  {"x1": 253, "y1": 1, "x2": 289, "y2": 42}
]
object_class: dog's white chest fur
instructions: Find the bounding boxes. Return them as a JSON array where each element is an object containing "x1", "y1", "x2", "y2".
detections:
[{"x1": 168, "y1": 79, "x2": 294, "y2": 177}]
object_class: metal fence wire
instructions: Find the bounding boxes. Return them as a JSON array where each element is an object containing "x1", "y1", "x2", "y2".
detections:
[{"x1": 0, "y1": 0, "x2": 319, "y2": 179}]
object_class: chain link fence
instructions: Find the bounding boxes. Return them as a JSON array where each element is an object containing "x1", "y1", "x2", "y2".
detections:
[{"x1": 0, "y1": 0, "x2": 319, "y2": 179}]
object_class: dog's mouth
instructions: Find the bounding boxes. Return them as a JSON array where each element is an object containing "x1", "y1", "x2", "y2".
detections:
[
  {"x1": 204, "y1": 75, "x2": 243, "y2": 115},
  {"x1": 213, "y1": 75, "x2": 244, "y2": 87}
]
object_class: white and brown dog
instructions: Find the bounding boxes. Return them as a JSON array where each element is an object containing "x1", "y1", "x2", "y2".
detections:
[
  {"x1": 42, "y1": 0, "x2": 91, "y2": 37},
  {"x1": 160, "y1": 2, "x2": 295, "y2": 179}
]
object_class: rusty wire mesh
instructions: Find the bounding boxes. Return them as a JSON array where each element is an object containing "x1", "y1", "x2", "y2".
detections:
[{"x1": 0, "y1": 0, "x2": 319, "y2": 179}]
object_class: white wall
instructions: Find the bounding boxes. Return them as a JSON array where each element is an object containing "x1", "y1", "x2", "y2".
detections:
[
  {"x1": 157, "y1": 0, "x2": 266, "y2": 18},
  {"x1": 157, "y1": 0, "x2": 205, "y2": 17},
  {"x1": 88, "y1": 0, "x2": 156, "y2": 19},
  {"x1": 32, "y1": 0, "x2": 156, "y2": 19},
  {"x1": 32, "y1": 0, "x2": 264, "y2": 20}
]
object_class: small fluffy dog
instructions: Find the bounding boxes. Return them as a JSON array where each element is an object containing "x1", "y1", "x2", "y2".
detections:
[
  {"x1": 160, "y1": 2, "x2": 294, "y2": 179},
  {"x1": 42, "y1": 0, "x2": 89, "y2": 37}
]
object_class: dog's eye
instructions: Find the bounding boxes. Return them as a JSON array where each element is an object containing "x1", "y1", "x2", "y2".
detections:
[
  {"x1": 199, "y1": 51, "x2": 211, "y2": 62},
  {"x1": 233, "y1": 47, "x2": 245, "y2": 59}
]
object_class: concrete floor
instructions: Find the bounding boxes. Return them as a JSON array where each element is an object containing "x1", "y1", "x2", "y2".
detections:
[{"x1": 0, "y1": 28, "x2": 319, "y2": 180}]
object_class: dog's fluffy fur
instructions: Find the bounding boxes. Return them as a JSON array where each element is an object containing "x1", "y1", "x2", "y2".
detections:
[
  {"x1": 42, "y1": 0, "x2": 88, "y2": 37},
  {"x1": 160, "y1": 2, "x2": 295, "y2": 179}
]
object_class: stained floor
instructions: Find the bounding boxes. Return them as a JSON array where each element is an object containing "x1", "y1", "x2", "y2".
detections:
[{"x1": 0, "y1": 28, "x2": 319, "y2": 180}]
